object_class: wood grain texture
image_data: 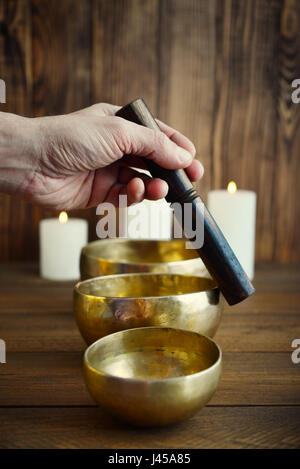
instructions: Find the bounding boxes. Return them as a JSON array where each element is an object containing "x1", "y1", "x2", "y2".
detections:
[
  {"x1": 0, "y1": 0, "x2": 95, "y2": 261},
  {"x1": 92, "y1": 0, "x2": 160, "y2": 231},
  {"x1": 0, "y1": 0, "x2": 32, "y2": 260},
  {"x1": 0, "y1": 0, "x2": 32, "y2": 115},
  {"x1": 30, "y1": 0, "x2": 95, "y2": 253},
  {"x1": 32, "y1": 0, "x2": 92, "y2": 116},
  {"x1": 93, "y1": 0, "x2": 159, "y2": 112},
  {"x1": 158, "y1": 0, "x2": 216, "y2": 195},
  {"x1": 273, "y1": 0, "x2": 300, "y2": 262},
  {"x1": 212, "y1": 0, "x2": 281, "y2": 262},
  {"x1": 0, "y1": 407, "x2": 299, "y2": 449},
  {"x1": 0, "y1": 0, "x2": 300, "y2": 262}
]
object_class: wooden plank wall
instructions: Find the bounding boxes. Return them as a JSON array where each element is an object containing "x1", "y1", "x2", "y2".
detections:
[{"x1": 0, "y1": 0, "x2": 299, "y2": 263}]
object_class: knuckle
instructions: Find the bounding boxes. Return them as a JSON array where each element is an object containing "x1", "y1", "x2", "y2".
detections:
[
  {"x1": 106, "y1": 116, "x2": 124, "y2": 136},
  {"x1": 154, "y1": 131, "x2": 169, "y2": 150},
  {"x1": 110, "y1": 117, "x2": 131, "y2": 153}
]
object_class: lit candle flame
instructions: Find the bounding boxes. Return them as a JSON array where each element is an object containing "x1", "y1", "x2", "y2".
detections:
[
  {"x1": 227, "y1": 181, "x2": 237, "y2": 194},
  {"x1": 58, "y1": 211, "x2": 68, "y2": 224}
]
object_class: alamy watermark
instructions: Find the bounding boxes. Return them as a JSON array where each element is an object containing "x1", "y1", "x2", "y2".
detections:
[
  {"x1": 0, "y1": 78, "x2": 6, "y2": 103},
  {"x1": 0, "y1": 339, "x2": 6, "y2": 363},
  {"x1": 291, "y1": 79, "x2": 300, "y2": 104},
  {"x1": 291, "y1": 339, "x2": 300, "y2": 364},
  {"x1": 96, "y1": 194, "x2": 204, "y2": 249}
]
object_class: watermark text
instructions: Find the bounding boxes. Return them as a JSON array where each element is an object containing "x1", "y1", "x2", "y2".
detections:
[
  {"x1": 0, "y1": 79, "x2": 6, "y2": 103},
  {"x1": 291, "y1": 339, "x2": 300, "y2": 364},
  {"x1": 96, "y1": 195, "x2": 204, "y2": 249},
  {"x1": 291, "y1": 79, "x2": 300, "y2": 104},
  {"x1": 0, "y1": 339, "x2": 6, "y2": 363}
]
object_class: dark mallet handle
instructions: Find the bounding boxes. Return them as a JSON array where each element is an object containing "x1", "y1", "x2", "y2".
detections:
[{"x1": 116, "y1": 98, "x2": 255, "y2": 305}]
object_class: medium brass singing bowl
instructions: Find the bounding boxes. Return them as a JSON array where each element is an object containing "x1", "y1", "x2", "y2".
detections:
[
  {"x1": 74, "y1": 273, "x2": 223, "y2": 344},
  {"x1": 84, "y1": 327, "x2": 222, "y2": 426},
  {"x1": 80, "y1": 238, "x2": 208, "y2": 280}
]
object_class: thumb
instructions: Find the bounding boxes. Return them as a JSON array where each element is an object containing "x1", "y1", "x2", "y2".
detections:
[{"x1": 112, "y1": 117, "x2": 193, "y2": 169}]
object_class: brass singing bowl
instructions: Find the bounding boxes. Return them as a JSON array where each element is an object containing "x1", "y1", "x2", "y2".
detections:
[
  {"x1": 80, "y1": 238, "x2": 208, "y2": 280},
  {"x1": 84, "y1": 327, "x2": 222, "y2": 426},
  {"x1": 74, "y1": 273, "x2": 223, "y2": 344}
]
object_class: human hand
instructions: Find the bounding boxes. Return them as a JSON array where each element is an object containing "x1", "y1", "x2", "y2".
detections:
[{"x1": 0, "y1": 103, "x2": 204, "y2": 209}]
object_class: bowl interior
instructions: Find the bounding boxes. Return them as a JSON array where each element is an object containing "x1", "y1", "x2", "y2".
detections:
[
  {"x1": 85, "y1": 327, "x2": 220, "y2": 380},
  {"x1": 83, "y1": 239, "x2": 199, "y2": 264},
  {"x1": 77, "y1": 273, "x2": 216, "y2": 298}
]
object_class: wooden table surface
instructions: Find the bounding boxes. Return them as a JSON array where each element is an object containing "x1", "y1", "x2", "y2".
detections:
[{"x1": 0, "y1": 263, "x2": 299, "y2": 449}]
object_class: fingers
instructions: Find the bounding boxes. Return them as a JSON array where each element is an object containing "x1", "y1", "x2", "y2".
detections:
[
  {"x1": 117, "y1": 161, "x2": 203, "y2": 203},
  {"x1": 126, "y1": 178, "x2": 145, "y2": 204},
  {"x1": 118, "y1": 166, "x2": 169, "y2": 203},
  {"x1": 121, "y1": 152, "x2": 204, "y2": 182},
  {"x1": 104, "y1": 177, "x2": 168, "y2": 206},
  {"x1": 118, "y1": 165, "x2": 151, "y2": 185},
  {"x1": 86, "y1": 165, "x2": 120, "y2": 208},
  {"x1": 87, "y1": 164, "x2": 170, "y2": 208},
  {"x1": 114, "y1": 118, "x2": 194, "y2": 169},
  {"x1": 156, "y1": 119, "x2": 196, "y2": 157},
  {"x1": 117, "y1": 177, "x2": 145, "y2": 206},
  {"x1": 86, "y1": 112, "x2": 204, "y2": 209},
  {"x1": 185, "y1": 159, "x2": 204, "y2": 181},
  {"x1": 144, "y1": 178, "x2": 169, "y2": 200}
]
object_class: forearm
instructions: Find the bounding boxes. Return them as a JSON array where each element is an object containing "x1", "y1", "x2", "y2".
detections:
[{"x1": 0, "y1": 112, "x2": 40, "y2": 195}]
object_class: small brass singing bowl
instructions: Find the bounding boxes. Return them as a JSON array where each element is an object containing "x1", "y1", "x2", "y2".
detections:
[
  {"x1": 84, "y1": 327, "x2": 222, "y2": 426},
  {"x1": 80, "y1": 238, "x2": 208, "y2": 280},
  {"x1": 74, "y1": 273, "x2": 223, "y2": 344}
]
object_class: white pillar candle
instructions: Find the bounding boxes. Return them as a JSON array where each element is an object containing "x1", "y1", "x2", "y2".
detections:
[
  {"x1": 207, "y1": 182, "x2": 257, "y2": 280},
  {"x1": 39, "y1": 212, "x2": 88, "y2": 280}
]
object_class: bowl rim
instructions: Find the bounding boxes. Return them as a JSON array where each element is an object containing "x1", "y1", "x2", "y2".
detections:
[
  {"x1": 74, "y1": 272, "x2": 219, "y2": 301},
  {"x1": 84, "y1": 326, "x2": 222, "y2": 384},
  {"x1": 81, "y1": 238, "x2": 201, "y2": 267}
]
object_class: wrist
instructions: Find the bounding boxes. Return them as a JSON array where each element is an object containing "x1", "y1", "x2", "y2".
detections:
[{"x1": 0, "y1": 112, "x2": 41, "y2": 195}]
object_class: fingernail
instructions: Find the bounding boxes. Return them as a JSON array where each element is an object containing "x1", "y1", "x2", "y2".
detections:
[
  {"x1": 135, "y1": 185, "x2": 145, "y2": 201},
  {"x1": 161, "y1": 180, "x2": 169, "y2": 197}
]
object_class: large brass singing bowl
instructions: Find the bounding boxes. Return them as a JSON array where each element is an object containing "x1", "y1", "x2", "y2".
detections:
[
  {"x1": 84, "y1": 327, "x2": 222, "y2": 426},
  {"x1": 80, "y1": 238, "x2": 208, "y2": 280},
  {"x1": 74, "y1": 273, "x2": 223, "y2": 344}
]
